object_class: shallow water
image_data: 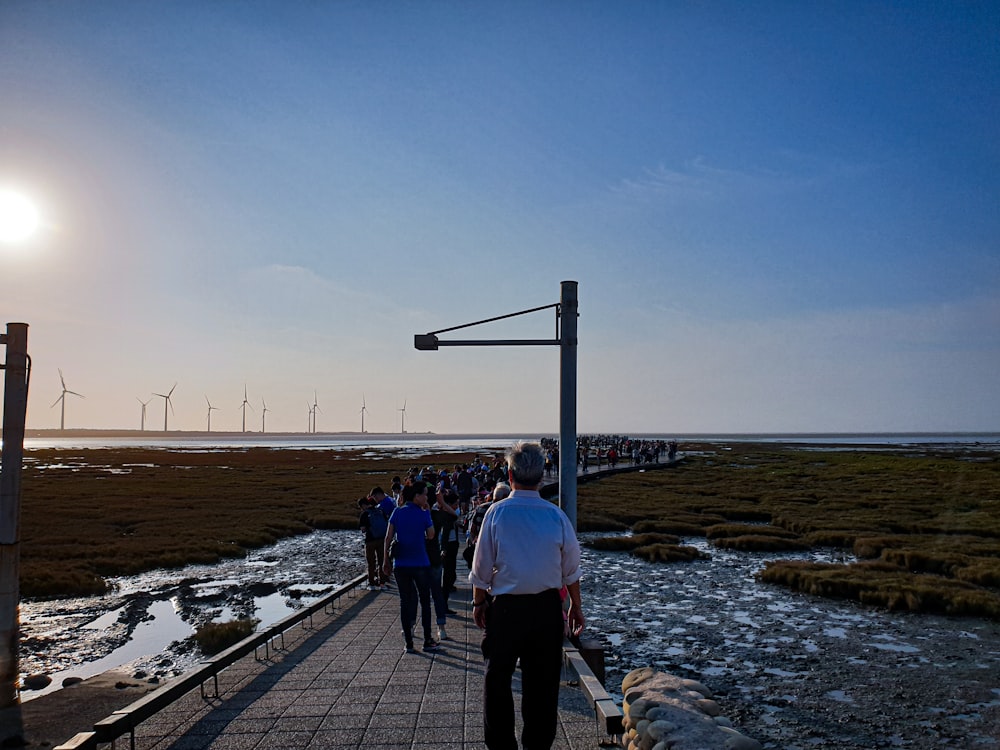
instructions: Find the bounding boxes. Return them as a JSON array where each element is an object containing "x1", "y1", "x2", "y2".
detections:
[{"x1": 18, "y1": 528, "x2": 1000, "y2": 747}]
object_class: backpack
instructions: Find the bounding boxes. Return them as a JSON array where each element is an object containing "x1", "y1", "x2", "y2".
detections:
[
  {"x1": 456, "y1": 471, "x2": 474, "y2": 497},
  {"x1": 366, "y1": 506, "x2": 388, "y2": 539}
]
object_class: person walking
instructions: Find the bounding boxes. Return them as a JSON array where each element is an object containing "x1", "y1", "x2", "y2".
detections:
[
  {"x1": 358, "y1": 496, "x2": 388, "y2": 589},
  {"x1": 470, "y1": 441, "x2": 584, "y2": 750},
  {"x1": 383, "y1": 480, "x2": 440, "y2": 653}
]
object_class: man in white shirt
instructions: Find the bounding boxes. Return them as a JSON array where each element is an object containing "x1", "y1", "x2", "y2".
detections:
[{"x1": 470, "y1": 441, "x2": 584, "y2": 750}]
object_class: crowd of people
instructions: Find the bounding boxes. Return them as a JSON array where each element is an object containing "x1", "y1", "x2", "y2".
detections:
[
  {"x1": 540, "y1": 434, "x2": 679, "y2": 473},
  {"x1": 355, "y1": 457, "x2": 514, "y2": 651},
  {"x1": 355, "y1": 436, "x2": 672, "y2": 748}
]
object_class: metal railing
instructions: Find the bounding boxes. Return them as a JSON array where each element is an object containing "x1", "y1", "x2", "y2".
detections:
[
  {"x1": 55, "y1": 573, "x2": 367, "y2": 750},
  {"x1": 562, "y1": 642, "x2": 624, "y2": 742}
]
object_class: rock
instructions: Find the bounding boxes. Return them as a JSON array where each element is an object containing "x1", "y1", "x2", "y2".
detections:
[
  {"x1": 621, "y1": 668, "x2": 762, "y2": 750},
  {"x1": 646, "y1": 719, "x2": 678, "y2": 743},
  {"x1": 61, "y1": 676, "x2": 84, "y2": 688},
  {"x1": 21, "y1": 674, "x2": 51, "y2": 691},
  {"x1": 681, "y1": 678, "x2": 713, "y2": 698},
  {"x1": 623, "y1": 666, "x2": 657, "y2": 693},
  {"x1": 696, "y1": 698, "x2": 722, "y2": 716},
  {"x1": 719, "y1": 726, "x2": 763, "y2": 750}
]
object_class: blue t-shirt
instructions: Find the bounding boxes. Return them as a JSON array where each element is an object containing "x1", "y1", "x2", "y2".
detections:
[
  {"x1": 389, "y1": 503, "x2": 432, "y2": 568},
  {"x1": 378, "y1": 496, "x2": 396, "y2": 518}
]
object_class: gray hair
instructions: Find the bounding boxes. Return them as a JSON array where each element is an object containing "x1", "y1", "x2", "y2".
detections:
[
  {"x1": 492, "y1": 482, "x2": 512, "y2": 501},
  {"x1": 506, "y1": 441, "x2": 545, "y2": 487}
]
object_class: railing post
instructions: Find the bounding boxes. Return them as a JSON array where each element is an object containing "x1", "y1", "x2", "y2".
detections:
[
  {"x1": 558, "y1": 282, "x2": 578, "y2": 529},
  {"x1": 1, "y1": 322, "x2": 30, "y2": 708}
]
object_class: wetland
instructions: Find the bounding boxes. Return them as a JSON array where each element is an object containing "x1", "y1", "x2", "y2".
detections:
[{"x1": 14, "y1": 440, "x2": 1000, "y2": 747}]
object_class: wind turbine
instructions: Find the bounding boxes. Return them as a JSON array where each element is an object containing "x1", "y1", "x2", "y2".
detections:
[
  {"x1": 205, "y1": 396, "x2": 220, "y2": 432},
  {"x1": 310, "y1": 391, "x2": 321, "y2": 433},
  {"x1": 261, "y1": 398, "x2": 269, "y2": 433},
  {"x1": 360, "y1": 394, "x2": 368, "y2": 433},
  {"x1": 397, "y1": 399, "x2": 407, "y2": 434},
  {"x1": 50, "y1": 369, "x2": 84, "y2": 431},
  {"x1": 152, "y1": 383, "x2": 177, "y2": 432},
  {"x1": 136, "y1": 397, "x2": 150, "y2": 431},
  {"x1": 239, "y1": 385, "x2": 253, "y2": 433}
]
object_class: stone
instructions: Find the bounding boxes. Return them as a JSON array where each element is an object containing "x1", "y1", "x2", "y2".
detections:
[
  {"x1": 696, "y1": 698, "x2": 722, "y2": 716},
  {"x1": 61, "y1": 676, "x2": 84, "y2": 688},
  {"x1": 21, "y1": 674, "x2": 51, "y2": 691},
  {"x1": 719, "y1": 726, "x2": 763, "y2": 750},
  {"x1": 645, "y1": 706, "x2": 671, "y2": 722},
  {"x1": 622, "y1": 666, "x2": 657, "y2": 693},
  {"x1": 681, "y1": 678, "x2": 712, "y2": 698},
  {"x1": 620, "y1": 668, "x2": 762, "y2": 750},
  {"x1": 646, "y1": 719, "x2": 678, "y2": 743},
  {"x1": 627, "y1": 698, "x2": 660, "y2": 721}
]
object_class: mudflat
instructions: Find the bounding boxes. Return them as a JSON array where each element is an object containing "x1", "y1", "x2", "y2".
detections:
[
  {"x1": 4, "y1": 670, "x2": 157, "y2": 748},
  {"x1": 9, "y1": 440, "x2": 1000, "y2": 747}
]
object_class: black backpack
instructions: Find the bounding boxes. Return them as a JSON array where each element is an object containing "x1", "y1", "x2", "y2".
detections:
[{"x1": 366, "y1": 506, "x2": 388, "y2": 539}]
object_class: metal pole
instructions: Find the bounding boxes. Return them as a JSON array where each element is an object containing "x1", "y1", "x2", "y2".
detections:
[
  {"x1": 1, "y1": 322, "x2": 29, "y2": 708},
  {"x1": 558, "y1": 282, "x2": 578, "y2": 529}
]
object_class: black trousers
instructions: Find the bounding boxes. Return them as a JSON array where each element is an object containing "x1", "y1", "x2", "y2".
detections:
[
  {"x1": 441, "y1": 539, "x2": 459, "y2": 597},
  {"x1": 482, "y1": 589, "x2": 564, "y2": 750}
]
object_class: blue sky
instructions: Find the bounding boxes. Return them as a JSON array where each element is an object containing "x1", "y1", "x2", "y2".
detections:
[{"x1": 2, "y1": 2, "x2": 998, "y2": 434}]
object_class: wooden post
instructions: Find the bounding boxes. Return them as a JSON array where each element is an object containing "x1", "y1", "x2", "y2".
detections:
[{"x1": 1, "y1": 322, "x2": 30, "y2": 708}]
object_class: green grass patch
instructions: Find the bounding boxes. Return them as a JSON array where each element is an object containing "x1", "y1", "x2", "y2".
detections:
[
  {"x1": 194, "y1": 618, "x2": 260, "y2": 655},
  {"x1": 712, "y1": 535, "x2": 812, "y2": 552}
]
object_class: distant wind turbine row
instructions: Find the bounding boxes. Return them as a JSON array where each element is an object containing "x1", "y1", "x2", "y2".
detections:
[{"x1": 48, "y1": 370, "x2": 405, "y2": 433}]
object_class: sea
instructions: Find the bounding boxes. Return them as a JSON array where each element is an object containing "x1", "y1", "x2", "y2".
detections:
[{"x1": 17, "y1": 431, "x2": 1000, "y2": 452}]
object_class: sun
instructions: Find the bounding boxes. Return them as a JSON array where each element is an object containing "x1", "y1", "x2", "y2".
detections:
[{"x1": 0, "y1": 189, "x2": 41, "y2": 244}]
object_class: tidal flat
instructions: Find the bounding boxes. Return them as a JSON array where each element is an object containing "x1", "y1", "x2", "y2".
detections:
[{"x1": 15, "y1": 441, "x2": 1000, "y2": 747}]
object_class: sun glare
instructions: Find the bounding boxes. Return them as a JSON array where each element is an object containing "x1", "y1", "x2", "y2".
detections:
[{"x1": 0, "y1": 189, "x2": 41, "y2": 244}]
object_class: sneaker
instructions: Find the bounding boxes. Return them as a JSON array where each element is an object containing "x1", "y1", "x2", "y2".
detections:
[
  {"x1": 423, "y1": 638, "x2": 440, "y2": 651},
  {"x1": 445, "y1": 609, "x2": 458, "y2": 615},
  {"x1": 437, "y1": 625, "x2": 448, "y2": 641},
  {"x1": 404, "y1": 644, "x2": 416, "y2": 654}
]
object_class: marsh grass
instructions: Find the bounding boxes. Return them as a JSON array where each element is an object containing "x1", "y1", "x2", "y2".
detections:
[
  {"x1": 578, "y1": 443, "x2": 1000, "y2": 621},
  {"x1": 20, "y1": 442, "x2": 1000, "y2": 621},
  {"x1": 20, "y1": 447, "x2": 480, "y2": 598},
  {"x1": 194, "y1": 618, "x2": 260, "y2": 654}
]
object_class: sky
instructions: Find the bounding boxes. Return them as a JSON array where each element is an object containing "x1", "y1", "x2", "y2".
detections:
[{"x1": 1, "y1": 1, "x2": 998, "y2": 435}]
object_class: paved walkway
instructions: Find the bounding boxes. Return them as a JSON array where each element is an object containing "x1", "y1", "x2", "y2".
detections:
[{"x1": 119, "y1": 584, "x2": 603, "y2": 750}]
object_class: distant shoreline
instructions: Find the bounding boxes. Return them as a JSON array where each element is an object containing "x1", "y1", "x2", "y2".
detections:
[{"x1": 12, "y1": 428, "x2": 1000, "y2": 441}]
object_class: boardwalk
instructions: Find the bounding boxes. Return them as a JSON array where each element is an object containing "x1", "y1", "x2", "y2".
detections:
[{"x1": 70, "y1": 583, "x2": 607, "y2": 750}]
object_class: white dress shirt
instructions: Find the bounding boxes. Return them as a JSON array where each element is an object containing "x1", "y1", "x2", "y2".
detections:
[{"x1": 469, "y1": 488, "x2": 581, "y2": 596}]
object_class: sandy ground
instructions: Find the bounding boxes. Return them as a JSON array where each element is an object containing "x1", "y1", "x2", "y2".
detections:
[{"x1": 2, "y1": 670, "x2": 158, "y2": 747}]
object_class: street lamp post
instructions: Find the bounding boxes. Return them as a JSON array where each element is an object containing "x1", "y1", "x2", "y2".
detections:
[{"x1": 415, "y1": 281, "x2": 579, "y2": 528}]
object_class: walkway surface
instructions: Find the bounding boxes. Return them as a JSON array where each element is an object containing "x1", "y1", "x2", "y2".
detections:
[{"x1": 111, "y1": 583, "x2": 604, "y2": 750}]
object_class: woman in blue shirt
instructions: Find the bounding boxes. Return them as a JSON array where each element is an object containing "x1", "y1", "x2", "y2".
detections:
[{"x1": 382, "y1": 480, "x2": 439, "y2": 653}]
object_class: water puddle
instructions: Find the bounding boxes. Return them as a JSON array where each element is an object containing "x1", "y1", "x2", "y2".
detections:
[{"x1": 29, "y1": 599, "x2": 193, "y2": 699}]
